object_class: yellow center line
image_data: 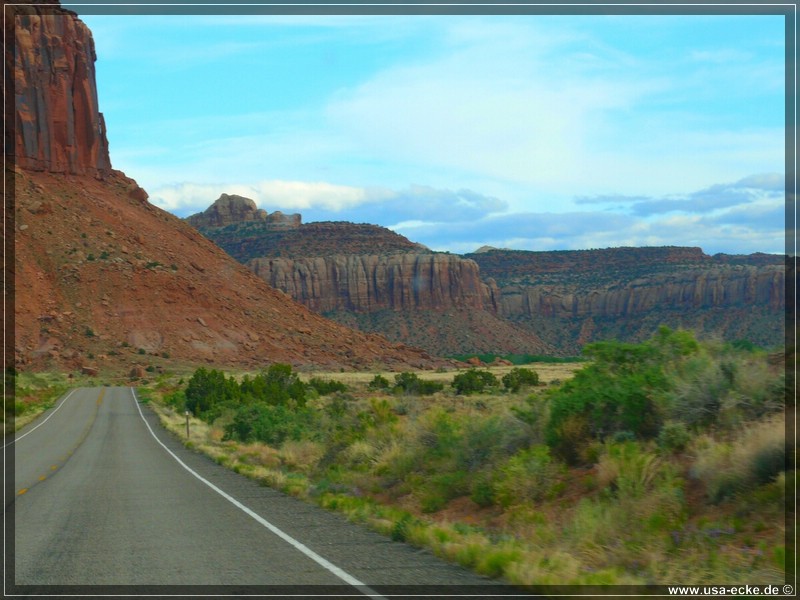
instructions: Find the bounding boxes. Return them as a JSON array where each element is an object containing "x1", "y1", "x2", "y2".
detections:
[{"x1": 18, "y1": 388, "x2": 106, "y2": 501}]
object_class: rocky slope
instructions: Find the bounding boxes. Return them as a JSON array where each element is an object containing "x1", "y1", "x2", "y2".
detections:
[{"x1": 9, "y1": 3, "x2": 441, "y2": 374}]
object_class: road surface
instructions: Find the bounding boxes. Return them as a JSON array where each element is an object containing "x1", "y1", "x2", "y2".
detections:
[{"x1": 9, "y1": 387, "x2": 518, "y2": 596}]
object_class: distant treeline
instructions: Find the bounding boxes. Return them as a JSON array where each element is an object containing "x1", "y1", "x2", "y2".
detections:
[{"x1": 448, "y1": 353, "x2": 584, "y2": 365}]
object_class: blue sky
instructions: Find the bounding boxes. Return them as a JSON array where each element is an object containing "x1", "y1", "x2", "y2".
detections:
[{"x1": 79, "y1": 12, "x2": 787, "y2": 255}]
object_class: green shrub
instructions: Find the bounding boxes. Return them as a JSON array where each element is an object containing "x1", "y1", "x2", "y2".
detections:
[
  {"x1": 393, "y1": 372, "x2": 443, "y2": 396},
  {"x1": 308, "y1": 377, "x2": 347, "y2": 395},
  {"x1": 368, "y1": 374, "x2": 390, "y2": 390},
  {"x1": 657, "y1": 421, "x2": 692, "y2": 453},
  {"x1": 185, "y1": 367, "x2": 241, "y2": 420},
  {"x1": 502, "y1": 367, "x2": 540, "y2": 392},
  {"x1": 494, "y1": 445, "x2": 563, "y2": 506},
  {"x1": 470, "y1": 473, "x2": 496, "y2": 507},
  {"x1": 457, "y1": 414, "x2": 528, "y2": 471},
  {"x1": 164, "y1": 389, "x2": 186, "y2": 410},
  {"x1": 544, "y1": 332, "x2": 684, "y2": 464},
  {"x1": 240, "y1": 364, "x2": 307, "y2": 407},
  {"x1": 223, "y1": 403, "x2": 313, "y2": 445},
  {"x1": 750, "y1": 443, "x2": 786, "y2": 485},
  {"x1": 451, "y1": 369, "x2": 498, "y2": 395}
]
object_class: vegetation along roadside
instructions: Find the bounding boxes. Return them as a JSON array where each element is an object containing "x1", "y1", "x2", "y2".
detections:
[{"x1": 140, "y1": 328, "x2": 793, "y2": 587}]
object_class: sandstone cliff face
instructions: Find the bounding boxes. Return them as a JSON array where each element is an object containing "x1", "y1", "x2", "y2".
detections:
[
  {"x1": 249, "y1": 253, "x2": 500, "y2": 313},
  {"x1": 468, "y1": 248, "x2": 785, "y2": 319},
  {"x1": 499, "y1": 268, "x2": 785, "y2": 319},
  {"x1": 8, "y1": 4, "x2": 111, "y2": 177},
  {"x1": 468, "y1": 248, "x2": 785, "y2": 352}
]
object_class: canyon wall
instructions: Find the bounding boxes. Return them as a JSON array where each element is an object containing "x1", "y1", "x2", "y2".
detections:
[
  {"x1": 8, "y1": 3, "x2": 111, "y2": 177},
  {"x1": 498, "y1": 268, "x2": 785, "y2": 319},
  {"x1": 249, "y1": 253, "x2": 499, "y2": 314}
]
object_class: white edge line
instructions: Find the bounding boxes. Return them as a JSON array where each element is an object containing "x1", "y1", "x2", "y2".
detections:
[
  {"x1": 4, "y1": 389, "x2": 77, "y2": 448},
  {"x1": 129, "y1": 388, "x2": 388, "y2": 599}
]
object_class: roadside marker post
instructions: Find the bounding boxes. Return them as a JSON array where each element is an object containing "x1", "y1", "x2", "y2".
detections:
[{"x1": 185, "y1": 411, "x2": 190, "y2": 439}]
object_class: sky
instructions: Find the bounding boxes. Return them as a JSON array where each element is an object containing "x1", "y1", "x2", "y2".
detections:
[{"x1": 79, "y1": 10, "x2": 787, "y2": 256}]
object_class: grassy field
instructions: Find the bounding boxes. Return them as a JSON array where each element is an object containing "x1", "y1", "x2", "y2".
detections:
[{"x1": 294, "y1": 362, "x2": 583, "y2": 386}]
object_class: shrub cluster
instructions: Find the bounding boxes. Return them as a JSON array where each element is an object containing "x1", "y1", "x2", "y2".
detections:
[
  {"x1": 393, "y1": 372, "x2": 443, "y2": 396},
  {"x1": 451, "y1": 370, "x2": 498, "y2": 395},
  {"x1": 502, "y1": 367, "x2": 540, "y2": 392},
  {"x1": 308, "y1": 377, "x2": 348, "y2": 395},
  {"x1": 183, "y1": 365, "x2": 348, "y2": 443},
  {"x1": 543, "y1": 326, "x2": 785, "y2": 465}
]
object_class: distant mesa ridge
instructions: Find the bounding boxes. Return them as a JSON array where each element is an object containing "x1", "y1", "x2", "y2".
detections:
[{"x1": 187, "y1": 194, "x2": 785, "y2": 355}]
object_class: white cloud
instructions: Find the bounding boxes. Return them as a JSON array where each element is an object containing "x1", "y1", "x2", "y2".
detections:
[{"x1": 150, "y1": 180, "x2": 370, "y2": 216}]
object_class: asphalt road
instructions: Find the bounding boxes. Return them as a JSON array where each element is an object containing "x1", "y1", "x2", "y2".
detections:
[{"x1": 9, "y1": 387, "x2": 518, "y2": 596}]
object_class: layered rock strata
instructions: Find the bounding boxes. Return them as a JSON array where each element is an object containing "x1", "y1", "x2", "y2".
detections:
[
  {"x1": 8, "y1": 3, "x2": 111, "y2": 177},
  {"x1": 249, "y1": 253, "x2": 500, "y2": 313}
]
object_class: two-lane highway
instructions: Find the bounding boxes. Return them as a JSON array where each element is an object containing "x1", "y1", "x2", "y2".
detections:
[{"x1": 10, "y1": 387, "x2": 512, "y2": 594}]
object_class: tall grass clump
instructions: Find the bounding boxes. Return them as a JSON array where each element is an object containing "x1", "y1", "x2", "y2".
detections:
[{"x1": 691, "y1": 415, "x2": 786, "y2": 503}]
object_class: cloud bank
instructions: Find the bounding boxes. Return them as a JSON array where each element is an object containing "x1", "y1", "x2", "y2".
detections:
[{"x1": 152, "y1": 173, "x2": 785, "y2": 256}]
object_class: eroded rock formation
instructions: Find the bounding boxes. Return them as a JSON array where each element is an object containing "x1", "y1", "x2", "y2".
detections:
[
  {"x1": 8, "y1": 3, "x2": 111, "y2": 177},
  {"x1": 249, "y1": 253, "x2": 500, "y2": 313},
  {"x1": 184, "y1": 194, "x2": 302, "y2": 229}
]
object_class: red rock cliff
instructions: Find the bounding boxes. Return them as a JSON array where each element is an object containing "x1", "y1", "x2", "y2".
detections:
[
  {"x1": 7, "y1": 3, "x2": 111, "y2": 177},
  {"x1": 248, "y1": 253, "x2": 499, "y2": 314}
]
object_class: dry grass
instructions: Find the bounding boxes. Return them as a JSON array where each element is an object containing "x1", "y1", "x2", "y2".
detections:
[{"x1": 296, "y1": 362, "x2": 583, "y2": 387}]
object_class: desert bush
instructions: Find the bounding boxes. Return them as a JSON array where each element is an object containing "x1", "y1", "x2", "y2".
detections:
[
  {"x1": 393, "y1": 372, "x2": 443, "y2": 396},
  {"x1": 308, "y1": 377, "x2": 347, "y2": 396},
  {"x1": 279, "y1": 440, "x2": 325, "y2": 473},
  {"x1": 511, "y1": 394, "x2": 549, "y2": 445},
  {"x1": 657, "y1": 421, "x2": 692, "y2": 453},
  {"x1": 368, "y1": 374, "x2": 390, "y2": 390},
  {"x1": 185, "y1": 367, "x2": 240, "y2": 420},
  {"x1": 240, "y1": 363, "x2": 307, "y2": 407},
  {"x1": 663, "y1": 354, "x2": 727, "y2": 427},
  {"x1": 502, "y1": 367, "x2": 540, "y2": 392},
  {"x1": 451, "y1": 369, "x2": 498, "y2": 395},
  {"x1": 543, "y1": 331, "x2": 704, "y2": 464},
  {"x1": 457, "y1": 413, "x2": 529, "y2": 472},
  {"x1": 223, "y1": 403, "x2": 314, "y2": 446},
  {"x1": 163, "y1": 389, "x2": 186, "y2": 410},
  {"x1": 596, "y1": 441, "x2": 663, "y2": 498},
  {"x1": 494, "y1": 445, "x2": 564, "y2": 506}
]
